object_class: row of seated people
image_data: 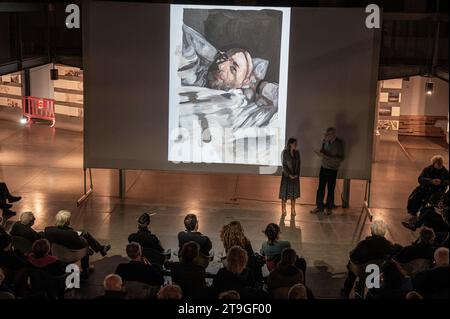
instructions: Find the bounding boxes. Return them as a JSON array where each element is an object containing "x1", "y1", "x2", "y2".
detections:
[
  {"x1": 342, "y1": 219, "x2": 449, "y2": 299},
  {"x1": 2, "y1": 208, "x2": 448, "y2": 299},
  {"x1": 0, "y1": 211, "x2": 309, "y2": 299}
]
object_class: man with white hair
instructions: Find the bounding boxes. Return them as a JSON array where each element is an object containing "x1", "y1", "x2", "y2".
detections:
[
  {"x1": 342, "y1": 220, "x2": 398, "y2": 298},
  {"x1": 10, "y1": 211, "x2": 42, "y2": 243},
  {"x1": 44, "y1": 210, "x2": 111, "y2": 278},
  {"x1": 413, "y1": 247, "x2": 449, "y2": 298},
  {"x1": 95, "y1": 274, "x2": 125, "y2": 299}
]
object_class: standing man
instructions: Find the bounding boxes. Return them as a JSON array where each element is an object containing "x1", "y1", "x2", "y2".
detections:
[{"x1": 311, "y1": 127, "x2": 344, "y2": 215}]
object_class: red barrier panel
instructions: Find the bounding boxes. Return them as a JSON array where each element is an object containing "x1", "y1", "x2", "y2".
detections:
[{"x1": 22, "y1": 96, "x2": 56, "y2": 126}]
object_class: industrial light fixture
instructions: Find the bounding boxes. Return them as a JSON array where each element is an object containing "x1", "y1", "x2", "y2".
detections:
[
  {"x1": 50, "y1": 67, "x2": 59, "y2": 80},
  {"x1": 425, "y1": 81, "x2": 434, "y2": 95}
]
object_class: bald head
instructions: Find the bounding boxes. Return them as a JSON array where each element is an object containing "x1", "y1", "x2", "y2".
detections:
[
  {"x1": 434, "y1": 247, "x2": 449, "y2": 267},
  {"x1": 103, "y1": 274, "x2": 122, "y2": 291}
]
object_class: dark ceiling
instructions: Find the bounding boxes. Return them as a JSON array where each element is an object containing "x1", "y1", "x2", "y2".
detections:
[{"x1": 0, "y1": 0, "x2": 448, "y2": 80}]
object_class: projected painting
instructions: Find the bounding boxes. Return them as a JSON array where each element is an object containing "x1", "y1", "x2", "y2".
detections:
[{"x1": 168, "y1": 5, "x2": 290, "y2": 165}]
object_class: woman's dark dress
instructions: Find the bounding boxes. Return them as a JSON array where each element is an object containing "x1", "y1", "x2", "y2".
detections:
[{"x1": 279, "y1": 149, "x2": 301, "y2": 200}]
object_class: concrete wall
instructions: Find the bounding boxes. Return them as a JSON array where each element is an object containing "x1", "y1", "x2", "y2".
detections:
[{"x1": 401, "y1": 76, "x2": 449, "y2": 116}]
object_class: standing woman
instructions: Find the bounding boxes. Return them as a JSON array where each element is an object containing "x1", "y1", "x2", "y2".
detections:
[{"x1": 279, "y1": 138, "x2": 301, "y2": 217}]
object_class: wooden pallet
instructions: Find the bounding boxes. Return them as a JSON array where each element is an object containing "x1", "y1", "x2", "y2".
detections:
[{"x1": 399, "y1": 115, "x2": 447, "y2": 137}]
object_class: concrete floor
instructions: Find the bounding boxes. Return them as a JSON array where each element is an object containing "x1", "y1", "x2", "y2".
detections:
[{"x1": 0, "y1": 119, "x2": 448, "y2": 298}]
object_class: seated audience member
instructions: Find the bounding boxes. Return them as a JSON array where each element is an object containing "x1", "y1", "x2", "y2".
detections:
[
  {"x1": 0, "y1": 182, "x2": 21, "y2": 217},
  {"x1": 405, "y1": 155, "x2": 449, "y2": 221},
  {"x1": 115, "y1": 242, "x2": 164, "y2": 287},
  {"x1": 267, "y1": 248, "x2": 304, "y2": 291},
  {"x1": 261, "y1": 223, "x2": 290, "y2": 268},
  {"x1": 218, "y1": 290, "x2": 240, "y2": 299},
  {"x1": 395, "y1": 227, "x2": 436, "y2": 263},
  {"x1": 168, "y1": 241, "x2": 206, "y2": 298},
  {"x1": 95, "y1": 274, "x2": 125, "y2": 299},
  {"x1": 405, "y1": 291, "x2": 423, "y2": 299},
  {"x1": 220, "y1": 221, "x2": 254, "y2": 256},
  {"x1": 44, "y1": 210, "x2": 110, "y2": 277},
  {"x1": 288, "y1": 283, "x2": 308, "y2": 300},
  {"x1": 128, "y1": 213, "x2": 163, "y2": 252},
  {"x1": 0, "y1": 233, "x2": 27, "y2": 296},
  {"x1": 10, "y1": 211, "x2": 43, "y2": 243},
  {"x1": 221, "y1": 221, "x2": 264, "y2": 281},
  {"x1": 178, "y1": 214, "x2": 212, "y2": 256},
  {"x1": 343, "y1": 220, "x2": 397, "y2": 298},
  {"x1": 413, "y1": 247, "x2": 449, "y2": 299},
  {"x1": 213, "y1": 246, "x2": 257, "y2": 298},
  {"x1": 27, "y1": 239, "x2": 65, "y2": 276},
  {"x1": 366, "y1": 260, "x2": 412, "y2": 299},
  {"x1": 0, "y1": 268, "x2": 15, "y2": 299},
  {"x1": 157, "y1": 284, "x2": 183, "y2": 300},
  {"x1": 403, "y1": 191, "x2": 449, "y2": 234}
]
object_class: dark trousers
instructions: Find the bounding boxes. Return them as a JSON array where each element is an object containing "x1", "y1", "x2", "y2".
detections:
[
  {"x1": 79, "y1": 232, "x2": 103, "y2": 272},
  {"x1": 0, "y1": 182, "x2": 12, "y2": 204},
  {"x1": 343, "y1": 268, "x2": 357, "y2": 298},
  {"x1": 316, "y1": 167, "x2": 338, "y2": 209}
]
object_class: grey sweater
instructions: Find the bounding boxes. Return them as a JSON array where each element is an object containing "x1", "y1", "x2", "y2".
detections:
[{"x1": 320, "y1": 138, "x2": 344, "y2": 170}]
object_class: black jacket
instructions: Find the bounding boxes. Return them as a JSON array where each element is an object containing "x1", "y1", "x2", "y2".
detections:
[
  {"x1": 115, "y1": 260, "x2": 164, "y2": 286},
  {"x1": 0, "y1": 250, "x2": 28, "y2": 271},
  {"x1": 350, "y1": 236, "x2": 395, "y2": 264},
  {"x1": 169, "y1": 261, "x2": 206, "y2": 297},
  {"x1": 44, "y1": 226, "x2": 87, "y2": 250},
  {"x1": 10, "y1": 222, "x2": 43, "y2": 243},
  {"x1": 213, "y1": 268, "x2": 256, "y2": 294},
  {"x1": 128, "y1": 228, "x2": 163, "y2": 252},
  {"x1": 418, "y1": 165, "x2": 449, "y2": 199},
  {"x1": 413, "y1": 266, "x2": 449, "y2": 299},
  {"x1": 394, "y1": 242, "x2": 435, "y2": 264},
  {"x1": 178, "y1": 231, "x2": 212, "y2": 256}
]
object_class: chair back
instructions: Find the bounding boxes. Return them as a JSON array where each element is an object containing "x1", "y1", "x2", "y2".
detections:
[
  {"x1": 51, "y1": 243, "x2": 88, "y2": 264},
  {"x1": 400, "y1": 258, "x2": 432, "y2": 277},
  {"x1": 28, "y1": 268, "x2": 67, "y2": 299},
  {"x1": 123, "y1": 281, "x2": 159, "y2": 299},
  {"x1": 12, "y1": 236, "x2": 33, "y2": 254}
]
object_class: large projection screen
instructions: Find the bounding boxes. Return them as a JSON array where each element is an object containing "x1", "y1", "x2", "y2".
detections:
[{"x1": 83, "y1": 1, "x2": 379, "y2": 179}]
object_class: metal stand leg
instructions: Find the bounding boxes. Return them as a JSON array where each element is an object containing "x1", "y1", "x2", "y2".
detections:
[
  {"x1": 77, "y1": 168, "x2": 93, "y2": 207},
  {"x1": 119, "y1": 169, "x2": 126, "y2": 199},
  {"x1": 342, "y1": 179, "x2": 351, "y2": 208},
  {"x1": 352, "y1": 179, "x2": 373, "y2": 244}
]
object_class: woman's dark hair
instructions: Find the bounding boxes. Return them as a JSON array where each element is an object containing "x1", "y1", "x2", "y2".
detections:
[
  {"x1": 32, "y1": 239, "x2": 51, "y2": 258},
  {"x1": 184, "y1": 214, "x2": 198, "y2": 231},
  {"x1": 264, "y1": 223, "x2": 280, "y2": 245},
  {"x1": 181, "y1": 241, "x2": 199, "y2": 263},
  {"x1": 278, "y1": 248, "x2": 297, "y2": 268},
  {"x1": 286, "y1": 137, "x2": 297, "y2": 149}
]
